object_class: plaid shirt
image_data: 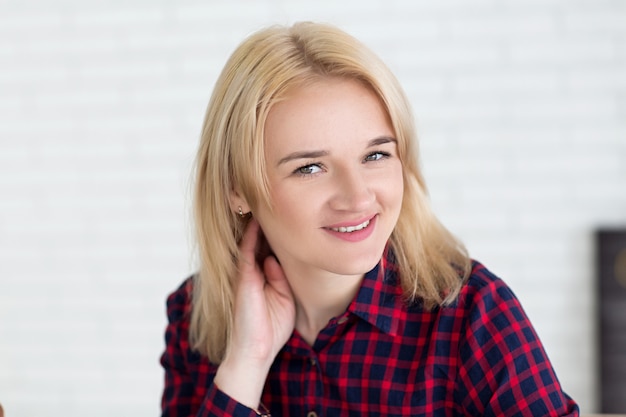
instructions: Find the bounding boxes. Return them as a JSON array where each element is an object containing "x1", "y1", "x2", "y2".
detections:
[{"x1": 161, "y1": 255, "x2": 579, "y2": 417}]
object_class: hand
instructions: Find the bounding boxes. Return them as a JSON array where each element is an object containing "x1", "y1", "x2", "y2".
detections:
[
  {"x1": 214, "y1": 218, "x2": 295, "y2": 408},
  {"x1": 229, "y1": 218, "x2": 296, "y2": 363}
]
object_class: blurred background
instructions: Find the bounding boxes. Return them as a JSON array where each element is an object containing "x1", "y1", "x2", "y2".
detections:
[{"x1": 1, "y1": 0, "x2": 625, "y2": 415}]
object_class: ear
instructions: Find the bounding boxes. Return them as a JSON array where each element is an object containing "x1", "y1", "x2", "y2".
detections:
[{"x1": 229, "y1": 189, "x2": 251, "y2": 216}]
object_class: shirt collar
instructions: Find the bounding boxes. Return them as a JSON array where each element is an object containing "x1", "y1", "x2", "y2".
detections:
[{"x1": 347, "y1": 248, "x2": 406, "y2": 336}]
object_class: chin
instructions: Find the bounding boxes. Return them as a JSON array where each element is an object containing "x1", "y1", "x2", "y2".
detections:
[{"x1": 325, "y1": 248, "x2": 384, "y2": 276}]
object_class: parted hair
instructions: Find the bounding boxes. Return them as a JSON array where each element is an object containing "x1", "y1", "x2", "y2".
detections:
[{"x1": 191, "y1": 22, "x2": 471, "y2": 363}]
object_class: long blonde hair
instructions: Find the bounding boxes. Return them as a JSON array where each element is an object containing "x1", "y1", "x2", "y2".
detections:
[{"x1": 191, "y1": 22, "x2": 470, "y2": 363}]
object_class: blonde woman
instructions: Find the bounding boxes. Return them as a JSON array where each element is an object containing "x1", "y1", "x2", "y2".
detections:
[{"x1": 160, "y1": 22, "x2": 579, "y2": 417}]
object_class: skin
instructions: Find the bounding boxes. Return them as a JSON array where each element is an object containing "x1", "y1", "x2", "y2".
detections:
[{"x1": 217, "y1": 77, "x2": 404, "y2": 410}]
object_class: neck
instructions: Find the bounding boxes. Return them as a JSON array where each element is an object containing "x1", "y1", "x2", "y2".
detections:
[{"x1": 283, "y1": 266, "x2": 363, "y2": 346}]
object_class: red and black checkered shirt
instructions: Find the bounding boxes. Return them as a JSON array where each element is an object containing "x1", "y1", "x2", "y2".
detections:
[{"x1": 160, "y1": 255, "x2": 579, "y2": 416}]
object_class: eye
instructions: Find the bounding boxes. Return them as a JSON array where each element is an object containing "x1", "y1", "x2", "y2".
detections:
[
  {"x1": 364, "y1": 151, "x2": 390, "y2": 162},
  {"x1": 294, "y1": 163, "x2": 323, "y2": 176}
]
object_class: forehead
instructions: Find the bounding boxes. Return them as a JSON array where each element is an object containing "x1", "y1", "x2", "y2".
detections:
[{"x1": 263, "y1": 78, "x2": 394, "y2": 158}]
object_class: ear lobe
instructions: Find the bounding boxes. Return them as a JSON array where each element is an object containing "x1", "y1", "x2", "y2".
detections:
[{"x1": 229, "y1": 189, "x2": 251, "y2": 215}]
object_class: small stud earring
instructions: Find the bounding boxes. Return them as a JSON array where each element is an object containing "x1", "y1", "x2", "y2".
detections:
[{"x1": 238, "y1": 206, "x2": 244, "y2": 218}]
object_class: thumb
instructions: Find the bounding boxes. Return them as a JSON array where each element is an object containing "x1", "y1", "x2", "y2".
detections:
[{"x1": 263, "y1": 256, "x2": 292, "y2": 296}]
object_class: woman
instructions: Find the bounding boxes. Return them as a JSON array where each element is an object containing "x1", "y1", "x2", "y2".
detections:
[{"x1": 161, "y1": 22, "x2": 579, "y2": 416}]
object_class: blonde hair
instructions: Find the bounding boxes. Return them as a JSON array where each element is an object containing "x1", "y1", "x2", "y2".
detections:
[{"x1": 191, "y1": 22, "x2": 470, "y2": 363}]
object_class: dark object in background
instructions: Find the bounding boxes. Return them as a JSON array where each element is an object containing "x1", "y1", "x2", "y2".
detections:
[{"x1": 597, "y1": 229, "x2": 626, "y2": 413}]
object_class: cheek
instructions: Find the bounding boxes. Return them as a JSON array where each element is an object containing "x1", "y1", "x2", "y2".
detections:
[
  {"x1": 396, "y1": 172, "x2": 405, "y2": 201},
  {"x1": 268, "y1": 189, "x2": 304, "y2": 218},
  {"x1": 380, "y1": 165, "x2": 404, "y2": 202},
  {"x1": 256, "y1": 188, "x2": 310, "y2": 233},
  {"x1": 253, "y1": 193, "x2": 312, "y2": 259}
]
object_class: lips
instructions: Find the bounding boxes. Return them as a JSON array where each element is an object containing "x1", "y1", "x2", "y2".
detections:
[
  {"x1": 323, "y1": 215, "x2": 377, "y2": 242},
  {"x1": 324, "y1": 215, "x2": 377, "y2": 237},
  {"x1": 328, "y1": 219, "x2": 371, "y2": 233}
]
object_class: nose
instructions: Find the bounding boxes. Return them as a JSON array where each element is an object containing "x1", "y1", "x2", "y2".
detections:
[{"x1": 328, "y1": 167, "x2": 375, "y2": 212}]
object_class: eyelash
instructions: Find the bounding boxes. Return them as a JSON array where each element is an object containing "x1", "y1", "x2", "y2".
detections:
[
  {"x1": 364, "y1": 151, "x2": 391, "y2": 162},
  {"x1": 292, "y1": 151, "x2": 392, "y2": 177}
]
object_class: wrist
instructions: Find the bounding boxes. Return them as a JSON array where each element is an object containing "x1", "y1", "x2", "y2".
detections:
[{"x1": 214, "y1": 354, "x2": 272, "y2": 410}]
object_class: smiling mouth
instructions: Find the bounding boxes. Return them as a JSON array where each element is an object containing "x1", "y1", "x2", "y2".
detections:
[{"x1": 328, "y1": 219, "x2": 371, "y2": 233}]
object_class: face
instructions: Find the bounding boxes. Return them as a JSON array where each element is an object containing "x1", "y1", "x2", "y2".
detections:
[{"x1": 253, "y1": 78, "x2": 404, "y2": 279}]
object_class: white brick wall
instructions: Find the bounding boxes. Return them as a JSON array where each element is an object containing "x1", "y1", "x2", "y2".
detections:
[{"x1": 1, "y1": 0, "x2": 624, "y2": 415}]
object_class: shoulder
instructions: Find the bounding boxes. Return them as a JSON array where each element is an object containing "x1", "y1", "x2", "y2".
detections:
[
  {"x1": 452, "y1": 260, "x2": 538, "y2": 346},
  {"x1": 449, "y1": 260, "x2": 535, "y2": 339},
  {"x1": 457, "y1": 260, "x2": 521, "y2": 310},
  {"x1": 450, "y1": 263, "x2": 579, "y2": 415},
  {"x1": 165, "y1": 275, "x2": 195, "y2": 323},
  {"x1": 161, "y1": 275, "x2": 198, "y2": 364}
]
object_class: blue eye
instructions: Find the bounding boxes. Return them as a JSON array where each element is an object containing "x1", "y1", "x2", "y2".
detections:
[
  {"x1": 364, "y1": 151, "x2": 390, "y2": 162},
  {"x1": 295, "y1": 164, "x2": 323, "y2": 176}
]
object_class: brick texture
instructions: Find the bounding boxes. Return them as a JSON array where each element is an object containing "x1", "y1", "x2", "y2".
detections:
[{"x1": 1, "y1": 0, "x2": 624, "y2": 415}]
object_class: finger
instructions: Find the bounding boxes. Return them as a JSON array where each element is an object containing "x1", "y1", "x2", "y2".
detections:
[
  {"x1": 238, "y1": 219, "x2": 260, "y2": 270},
  {"x1": 263, "y1": 256, "x2": 292, "y2": 297},
  {"x1": 254, "y1": 228, "x2": 273, "y2": 266}
]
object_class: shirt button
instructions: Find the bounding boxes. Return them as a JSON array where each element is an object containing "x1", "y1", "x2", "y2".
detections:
[
  {"x1": 307, "y1": 412, "x2": 318, "y2": 417},
  {"x1": 337, "y1": 316, "x2": 348, "y2": 325},
  {"x1": 310, "y1": 358, "x2": 317, "y2": 366}
]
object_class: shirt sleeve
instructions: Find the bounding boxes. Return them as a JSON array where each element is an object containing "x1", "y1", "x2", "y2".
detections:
[
  {"x1": 454, "y1": 271, "x2": 580, "y2": 417},
  {"x1": 160, "y1": 279, "x2": 262, "y2": 417}
]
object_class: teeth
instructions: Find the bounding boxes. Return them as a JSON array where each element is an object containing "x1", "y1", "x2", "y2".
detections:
[{"x1": 331, "y1": 219, "x2": 370, "y2": 233}]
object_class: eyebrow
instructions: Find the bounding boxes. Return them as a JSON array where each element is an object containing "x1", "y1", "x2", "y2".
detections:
[
  {"x1": 276, "y1": 136, "x2": 397, "y2": 166},
  {"x1": 277, "y1": 150, "x2": 330, "y2": 166},
  {"x1": 368, "y1": 136, "x2": 397, "y2": 147}
]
